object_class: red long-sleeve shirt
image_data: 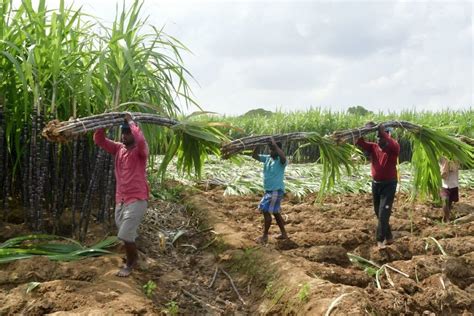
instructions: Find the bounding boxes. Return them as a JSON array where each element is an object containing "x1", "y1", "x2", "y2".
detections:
[
  {"x1": 356, "y1": 130, "x2": 400, "y2": 181},
  {"x1": 93, "y1": 122, "x2": 149, "y2": 205}
]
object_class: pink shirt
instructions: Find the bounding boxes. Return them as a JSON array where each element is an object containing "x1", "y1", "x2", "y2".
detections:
[{"x1": 93, "y1": 122, "x2": 149, "y2": 205}]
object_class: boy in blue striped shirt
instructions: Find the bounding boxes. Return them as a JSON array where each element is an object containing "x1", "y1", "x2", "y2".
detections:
[{"x1": 252, "y1": 137, "x2": 288, "y2": 244}]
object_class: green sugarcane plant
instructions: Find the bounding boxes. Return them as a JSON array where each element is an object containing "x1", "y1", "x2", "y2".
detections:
[
  {"x1": 1, "y1": 0, "x2": 226, "y2": 234},
  {"x1": 408, "y1": 127, "x2": 473, "y2": 201},
  {"x1": 205, "y1": 109, "x2": 473, "y2": 163}
]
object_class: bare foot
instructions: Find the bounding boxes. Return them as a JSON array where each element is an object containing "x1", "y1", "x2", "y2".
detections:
[
  {"x1": 275, "y1": 234, "x2": 288, "y2": 240},
  {"x1": 116, "y1": 265, "x2": 133, "y2": 277},
  {"x1": 377, "y1": 241, "x2": 386, "y2": 250},
  {"x1": 256, "y1": 236, "x2": 268, "y2": 245}
]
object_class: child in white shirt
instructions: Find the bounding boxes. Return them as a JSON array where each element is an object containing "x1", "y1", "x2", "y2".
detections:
[{"x1": 439, "y1": 157, "x2": 459, "y2": 222}]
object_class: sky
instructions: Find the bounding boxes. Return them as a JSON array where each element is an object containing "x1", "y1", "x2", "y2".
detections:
[{"x1": 43, "y1": 0, "x2": 473, "y2": 115}]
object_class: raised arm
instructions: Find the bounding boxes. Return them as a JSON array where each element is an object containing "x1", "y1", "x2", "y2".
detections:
[
  {"x1": 439, "y1": 158, "x2": 449, "y2": 179},
  {"x1": 270, "y1": 137, "x2": 287, "y2": 165},
  {"x1": 93, "y1": 128, "x2": 121, "y2": 155},
  {"x1": 377, "y1": 125, "x2": 399, "y2": 154},
  {"x1": 356, "y1": 121, "x2": 377, "y2": 152},
  {"x1": 125, "y1": 113, "x2": 148, "y2": 158},
  {"x1": 252, "y1": 146, "x2": 261, "y2": 161},
  {"x1": 356, "y1": 137, "x2": 373, "y2": 152}
]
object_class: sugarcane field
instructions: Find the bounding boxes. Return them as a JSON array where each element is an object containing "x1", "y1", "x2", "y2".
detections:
[{"x1": 1, "y1": 0, "x2": 474, "y2": 315}]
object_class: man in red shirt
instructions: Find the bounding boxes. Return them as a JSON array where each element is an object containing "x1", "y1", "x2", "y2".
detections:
[
  {"x1": 94, "y1": 113, "x2": 149, "y2": 277},
  {"x1": 357, "y1": 123, "x2": 400, "y2": 249}
]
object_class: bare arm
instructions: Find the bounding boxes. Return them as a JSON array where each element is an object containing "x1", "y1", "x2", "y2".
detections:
[
  {"x1": 356, "y1": 121, "x2": 377, "y2": 151},
  {"x1": 440, "y1": 161, "x2": 449, "y2": 179},
  {"x1": 270, "y1": 138, "x2": 287, "y2": 165},
  {"x1": 378, "y1": 125, "x2": 400, "y2": 154},
  {"x1": 252, "y1": 146, "x2": 260, "y2": 161},
  {"x1": 93, "y1": 128, "x2": 121, "y2": 155},
  {"x1": 356, "y1": 137, "x2": 373, "y2": 152},
  {"x1": 125, "y1": 113, "x2": 148, "y2": 158}
]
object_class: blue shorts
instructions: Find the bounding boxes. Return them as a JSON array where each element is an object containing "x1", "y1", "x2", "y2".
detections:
[{"x1": 258, "y1": 190, "x2": 284, "y2": 213}]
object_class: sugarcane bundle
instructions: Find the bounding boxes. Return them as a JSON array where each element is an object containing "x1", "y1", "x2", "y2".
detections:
[
  {"x1": 221, "y1": 132, "x2": 316, "y2": 159},
  {"x1": 221, "y1": 132, "x2": 357, "y2": 197},
  {"x1": 330, "y1": 120, "x2": 421, "y2": 144},
  {"x1": 42, "y1": 112, "x2": 179, "y2": 143}
]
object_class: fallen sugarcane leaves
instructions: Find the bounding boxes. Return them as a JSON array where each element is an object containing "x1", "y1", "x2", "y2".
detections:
[
  {"x1": 0, "y1": 234, "x2": 119, "y2": 263},
  {"x1": 347, "y1": 253, "x2": 410, "y2": 290}
]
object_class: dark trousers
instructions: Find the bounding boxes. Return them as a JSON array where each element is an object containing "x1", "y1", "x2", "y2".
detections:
[{"x1": 372, "y1": 180, "x2": 397, "y2": 242}]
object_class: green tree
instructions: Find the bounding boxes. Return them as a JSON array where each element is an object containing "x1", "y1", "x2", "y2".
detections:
[{"x1": 347, "y1": 106, "x2": 372, "y2": 116}]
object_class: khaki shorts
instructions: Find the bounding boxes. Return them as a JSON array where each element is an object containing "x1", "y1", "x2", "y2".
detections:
[{"x1": 115, "y1": 200, "x2": 147, "y2": 242}]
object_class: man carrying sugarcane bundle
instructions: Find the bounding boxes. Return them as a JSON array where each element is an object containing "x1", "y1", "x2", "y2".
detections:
[
  {"x1": 94, "y1": 112, "x2": 149, "y2": 277},
  {"x1": 252, "y1": 137, "x2": 289, "y2": 244},
  {"x1": 357, "y1": 122, "x2": 400, "y2": 249},
  {"x1": 439, "y1": 157, "x2": 459, "y2": 223}
]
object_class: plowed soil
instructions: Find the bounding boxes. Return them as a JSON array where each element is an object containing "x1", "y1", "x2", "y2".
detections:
[{"x1": 0, "y1": 188, "x2": 473, "y2": 315}]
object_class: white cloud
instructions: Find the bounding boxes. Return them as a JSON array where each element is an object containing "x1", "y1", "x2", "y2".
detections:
[{"x1": 43, "y1": 0, "x2": 473, "y2": 115}]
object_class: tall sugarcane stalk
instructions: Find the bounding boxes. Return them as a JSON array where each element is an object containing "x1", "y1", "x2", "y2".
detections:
[
  {"x1": 97, "y1": 155, "x2": 109, "y2": 222},
  {"x1": 0, "y1": 103, "x2": 5, "y2": 215},
  {"x1": 28, "y1": 111, "x2": 37, "y2": 228},
  {"x1": 35, "y1": 113, "x2": 47, "y2": 231},
  {"x1": 52, "y1": 144, "x2": 69, "y2": 234},
  {"x1": 71, "y1": 138, "x2": 81, "y2": 235},
  {"x1": 78, "y1": 149, "x2": 107, "y2": 241},
  {"x1": 20, "y1": 122, "x2": 30, "y2": 209},
  {"x1": 105, "y1": 157, "x2": 115, "y2": 224},
  {"x1": 50, "y1": 142, "x2": 59, "y2": 228}
]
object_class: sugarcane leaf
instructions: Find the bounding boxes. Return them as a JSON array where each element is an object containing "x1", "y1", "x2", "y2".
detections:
[
  {"x1": 0, "y1": 248, "x2": 55, "y2": 256},
  {"x1": 0, "y1": 234, "x2": 80, "y2": 249},
  {"x1": 33, "y1": 243, "x2": 84, "y2": 254},
  {"x1": 47, "y1": 248, "x2": 112, "y2": 261},
  {"x1": 171, "y1": 230, "x2": 187, "y2": 246},
  {"x1": 26, "y1": 282, "x2": 41, "y2": 294},
  {"x1": 90, "y1": 236, "x2": 120, "y2": 249},
  {"x1": 0, "y1": 254, "x2": 35, "y2": 263}
]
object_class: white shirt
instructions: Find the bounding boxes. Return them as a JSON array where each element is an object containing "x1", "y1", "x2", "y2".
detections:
[{"x1": 440, "y1": 161, "x2": 459, "y2": 189}]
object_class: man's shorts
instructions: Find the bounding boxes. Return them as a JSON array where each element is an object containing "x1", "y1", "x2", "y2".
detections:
[
  {"x1": 258, "y1": 190, "x2": 284, "y2": 213},
  {"x1": 115, "y1": 200, "x2": 147, "y2": 242},
  {"x1": 440, "y1": 187, "x2": 459, "y2": 202}
]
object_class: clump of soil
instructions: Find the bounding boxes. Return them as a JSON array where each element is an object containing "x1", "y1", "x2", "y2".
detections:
[
  {"x1": 186, "y1": 189, "x2": 474, "y2": 315},
  {"x1": 1, "y1": 189, "x2": 473, "y2": 315}
]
